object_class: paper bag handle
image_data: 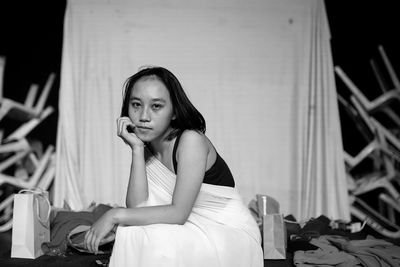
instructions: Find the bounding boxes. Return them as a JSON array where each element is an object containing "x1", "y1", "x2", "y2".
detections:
[{"x1": 18, "y1": 188, "x2": 51, "y2": 226}]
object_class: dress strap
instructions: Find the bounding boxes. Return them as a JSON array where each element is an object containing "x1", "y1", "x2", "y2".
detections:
[{"x1": 172, "y1": 132, "x2": 183, "y2": 174}]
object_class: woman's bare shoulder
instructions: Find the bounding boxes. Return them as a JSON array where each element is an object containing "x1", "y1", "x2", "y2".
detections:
[
  {"x1": 178, "y1": 130, "x2": 217, "y2": 160},
  {"x1": 179, "y1": 130, "x2": 208, "y2": 148}
]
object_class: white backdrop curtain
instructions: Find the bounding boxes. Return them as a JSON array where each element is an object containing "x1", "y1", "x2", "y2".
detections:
[{"x1": 55, "y1": 0, "x2": 350, "y2": 221}]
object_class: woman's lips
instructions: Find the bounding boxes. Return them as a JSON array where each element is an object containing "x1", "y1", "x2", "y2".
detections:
[{"x1": 136, "y1": 126, "x2": 152, "y2": 133}]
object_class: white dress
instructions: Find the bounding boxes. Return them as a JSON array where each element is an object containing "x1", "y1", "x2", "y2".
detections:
[{"x1": 109, "y1": 155, "x2": 263, "y2": 267}]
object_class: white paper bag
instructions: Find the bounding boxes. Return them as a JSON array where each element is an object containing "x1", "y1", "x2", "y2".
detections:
[
  {"x1": 256, "y1": 194, "x2": 280, "y2": 215},
  {"x1": 11, "y1": 189, "x2": 51, "y2": 259},
  {"x1": 262, "y1": 214, "x2": 287, "y2": 259}
]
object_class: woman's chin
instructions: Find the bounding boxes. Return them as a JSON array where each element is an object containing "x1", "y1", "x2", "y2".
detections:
[{"x1": 135, "y1": 132, "x2": 152, "y2": 143}]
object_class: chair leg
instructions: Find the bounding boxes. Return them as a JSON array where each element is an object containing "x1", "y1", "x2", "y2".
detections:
[
  {"x1": 370, "y1": 58, "x2": 390, "y2": 93},
  {"x1": 0, "y1": 220, "x2": 13, "y2": 233},
  {"x1": 351, "y1": 205, "x2": 400, "y2": 238},
  {"x1": 0, "y1": 150, "x2": 30, "y2": 173},
  {"x1": 378, "y1": 193, "x2": 399, "y2": 224},
  {"x1": 0, "y1": 194, "x2": 14, "y2": 233},
  {"x1": 34, "y1": 73, "x2": 55, "y2": 114},
  {"x1": 353, "y1": 175, "x2": 400, "y2": 200},
  {"x1": 0, "y1": 138, "x2": 30, "y2": 153},
  {"x1": 378, "y1": 45, "x2": 400, "y2": 91},
  {"x1": 3, "y1": 106, "x2": 54, "y2": 142},
  {"x1": 0, "y1": 99, "x2": 12, "y2": 123}
]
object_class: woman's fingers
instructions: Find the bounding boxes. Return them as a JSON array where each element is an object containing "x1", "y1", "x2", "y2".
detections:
[
  {"x1": 121, "y1": 121, "x2": 135, "y2": 135},
  {"x1": 117, "y1": 117, "x2": 128, "y2": 135},
  {"x1": 116, "y1": 118, "x2": 122, "y2": 136},
  {"x1": 84, "y1": 230, "x2": 93, "y2": 252},
  {"x1": 116, "y1": 116, "x2": 144, "y2": 148},
  {"x1": 118, "y1": 120, "x2": 126, "y2": 136},
  {"x1": 117, "y1": 117, "x2": 134, "y2": 136},
  {"x1": 84, "y1": 229, "x2": 101, "y2": 254},
  {"x1": 92, "y1": 236, "x2": 101, "y2": 255}
]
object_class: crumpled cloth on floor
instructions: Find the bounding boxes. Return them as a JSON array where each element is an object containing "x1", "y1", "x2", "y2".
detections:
[
  {"x1": 294, "y1": 235, "x2": 400, "y2": 267},
  {"x1": 42, "y1": 204, "x2": 113, "y2": 256},
  {"x1": 67, "y1": 224, "x2": 116, "y2": 254}
]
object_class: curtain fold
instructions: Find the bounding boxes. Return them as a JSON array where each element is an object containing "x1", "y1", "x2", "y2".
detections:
[{"x1": 55, "y1": 0, "x2": 349, "y2": 220}]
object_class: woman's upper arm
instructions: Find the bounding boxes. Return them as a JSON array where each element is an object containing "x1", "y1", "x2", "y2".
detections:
[{"x1": 172, "y1": 131, "x2": 208, "y2": 222}]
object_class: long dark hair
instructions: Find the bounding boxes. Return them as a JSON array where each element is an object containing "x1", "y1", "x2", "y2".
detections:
[{"x1": 121, "y1": 66, "x2": 206, "y2": 140}]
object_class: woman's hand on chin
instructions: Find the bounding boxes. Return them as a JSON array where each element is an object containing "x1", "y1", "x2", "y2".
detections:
[{"x1": 117, "y1": 117, "x2": 145, "y2": 149}]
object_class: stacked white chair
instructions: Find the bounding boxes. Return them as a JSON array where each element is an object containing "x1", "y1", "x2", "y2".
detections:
[
  {"x1": 0, "y1": 56, "x2": 56, "y2": 232},
  {"x1": 335, "y1": 46, "x2": 400, "y2": 238}
]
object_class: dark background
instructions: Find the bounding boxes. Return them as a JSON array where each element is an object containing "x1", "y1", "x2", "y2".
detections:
[
  {"x1": 0, "y1": 1, "x2": 66, "y2": 146},
  {"x1": 0, "y1": 1, "x2": 399, "y2": 152},
  {"x1": 324, "y1": 1, "x2": 400, "y2": 156}
]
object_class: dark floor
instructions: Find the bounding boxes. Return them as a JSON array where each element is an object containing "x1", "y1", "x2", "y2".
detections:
[
  {"x1": 0, "y1": 229, "x2": 111, "y2": 267},
  {"x1": 2, "y1": 225, "x2": 400, "y2": 267},
  {"x1": 0, "y1": 229, "x2": 292, "y2": 267}
]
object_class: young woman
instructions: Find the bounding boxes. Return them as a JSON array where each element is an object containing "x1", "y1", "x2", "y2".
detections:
[{"x1": 84, "y1": 66, "x2": 263, "y2": 266}]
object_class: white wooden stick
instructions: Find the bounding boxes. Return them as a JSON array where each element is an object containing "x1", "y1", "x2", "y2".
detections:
[
  {"x1": 379, "y1": 45, "x2": 400, "y2": 90},
  {"x1": 335, "y1": 66, "x2": 370, "y2": 108},
  {"x1": 0, "y1": 145, "x2": 54, "y2": 189},
  {"x1": 0, "y1": 57, "x2": 5, "y2": 102},
  {"x1": 4, "y1": 106, "x2": 54, "y2": 142},
  {"x1": 35, "y1": 73, "x2": 55, "y2": 114},
  {"x1": 25, "y1": 84, "x2": 39, "y2": 108},
  {"x1": 0, "y1": 150, "x2": 29, "y2": 172},
  {"x1": 370, "y1": 58, "x2": 388, "y2": 93},
  {"x1": 0, "y1": 138, "x2": 30, "y2": 153}
]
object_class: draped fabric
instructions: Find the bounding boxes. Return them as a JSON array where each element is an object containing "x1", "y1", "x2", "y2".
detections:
[
  {"x1": 109, "y1": 154, "x2": 263, "y2": 267},
  {"x1": 55, "y1": 0, "x2": 350, "y2": 221}
]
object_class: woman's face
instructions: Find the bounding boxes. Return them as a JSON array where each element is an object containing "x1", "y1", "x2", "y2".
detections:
[{"x1": 128, "y1": 77, "x2": 175, "y2": 143}]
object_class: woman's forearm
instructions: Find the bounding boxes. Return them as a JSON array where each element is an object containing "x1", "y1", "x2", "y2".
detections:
[
  {"x1": 126, "y1": 146, "x2": 149, "y2": 207},
  {"x1": 111, "y1": 205, "x2": 187, "y2": 226}
]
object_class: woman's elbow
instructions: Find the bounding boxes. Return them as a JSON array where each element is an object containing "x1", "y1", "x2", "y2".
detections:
[
  {"x1": 176, "y1": 217, "x2": 187, "y2": 225},
  {"x1": 125, "y1": 198, "x2": 134, "y2": 208},
  {"x1": 126, "y1": 198, "x2": 148, "y2": 208},
  {"x1": 173, "y1": 209, "x2": 190, "y2": 225}
]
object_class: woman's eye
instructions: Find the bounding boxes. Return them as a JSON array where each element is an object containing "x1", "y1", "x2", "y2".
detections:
[
  {"x1": 131, "y1": 102, "x2": 140, "y2": 108},
  {"x1": 152, "y1": 104, "x2": 162, "y2": 110}
]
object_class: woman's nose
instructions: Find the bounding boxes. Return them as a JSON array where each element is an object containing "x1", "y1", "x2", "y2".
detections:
[{"x1": 139, "y1": 107, "x2": 150, "y2": 122}]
